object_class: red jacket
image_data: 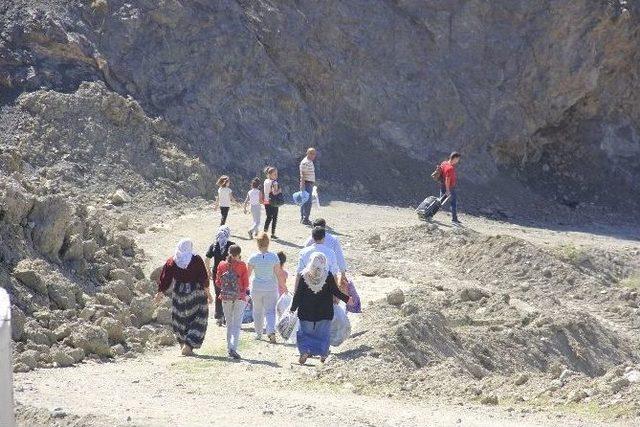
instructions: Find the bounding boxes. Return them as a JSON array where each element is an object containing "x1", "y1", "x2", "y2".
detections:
[{"x1": 215, "y1": 260, "x2": 249, "y2": 300}]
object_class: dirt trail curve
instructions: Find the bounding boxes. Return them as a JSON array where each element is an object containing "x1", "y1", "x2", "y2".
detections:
[{"x1": 14, "y1": 202, "x2": 639, "y2": 426}]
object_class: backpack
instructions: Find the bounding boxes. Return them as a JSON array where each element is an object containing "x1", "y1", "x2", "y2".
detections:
[
  {"x1": 431, "y1": 163, "x2": 443, "y2": 182},
  {"x1": 219, "y1": 263, "x2": 241, "y2": 300}
]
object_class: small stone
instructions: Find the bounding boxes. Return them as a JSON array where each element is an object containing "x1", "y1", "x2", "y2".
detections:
[
  {"x1": 515, "y1": 374, "x2": 529, "y2": 386},
  {"x1": 386, "y1": 288, "x2": 405, "y2": 306},
  {"x1": 110, "y1": 189, "x2": 132, "y2": 206},
  {"x1": 111, "y1": 344, "x2": 126, "y2": 356},
  {"x1": 559, "y1": 369, "x2": 574, "y2": 382}
]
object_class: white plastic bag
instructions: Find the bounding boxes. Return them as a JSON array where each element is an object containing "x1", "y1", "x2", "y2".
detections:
[
  {"x1": 312, "y1": 185, "x2": 320, "y2": 209},
  {"x1": 276, "y1": 292, "x2": 293, "y2": 319},
  {"x1": 277, "y1": 311, "x2": 298, "y2": 341},
  {"x1": 330, "y1": 304, "x2": 351, "y2": 347},
  {"x1": 275, "y1": 293, "x2": 298, "y2": 343}
]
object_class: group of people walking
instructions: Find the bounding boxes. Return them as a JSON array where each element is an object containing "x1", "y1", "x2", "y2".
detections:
[
  {"x1": 155, "y1": 147, "x2": 355, "y2": 363},
  {"x1": 211, "y1": 147, "x2": 318, "y2": 237}
]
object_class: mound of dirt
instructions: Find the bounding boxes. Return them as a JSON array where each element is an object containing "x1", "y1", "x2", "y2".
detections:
[
  {"x1": 0, "y1": 82, "x2": 216, "y2": 371},
  {"x1": 323, "y1": 223, "x2": 640, "y2": 414}
]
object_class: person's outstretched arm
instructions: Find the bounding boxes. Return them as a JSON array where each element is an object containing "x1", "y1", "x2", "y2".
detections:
[{"x1": 328, "y1": 274, "x2": 350, "y2": 305}]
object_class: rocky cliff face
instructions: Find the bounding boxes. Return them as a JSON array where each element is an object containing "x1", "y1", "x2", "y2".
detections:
[{"x1": 1, "y1": 0, "x2": 639, "y2": 207}]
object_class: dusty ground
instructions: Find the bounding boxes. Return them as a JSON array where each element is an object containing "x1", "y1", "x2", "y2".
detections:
[{"x1": 13, "y1": 201, "x2": 640, "y2": 426}]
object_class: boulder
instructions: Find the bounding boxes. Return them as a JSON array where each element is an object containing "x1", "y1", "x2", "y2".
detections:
[
  {"x1": 110, "y1": 189, "x2": 131, "y2": 206},
  {"x1": 459, "y1": 287, "x2": 491, "y2": 302},
  {"x1": 48, "y1": 281, "x2": 77, "y2": 310},
  {"x1": 151, "y1": 328, "x2": 176, "y2": 346},
  {"x1": 98, "y1": 317, "x2": 124, "y2": 343},
  {"x1": 95, "y1": 292, "x2": 122, "y2": 307},
  {"x1": 111, "y1": 344, "x2": 126, "y2": 356},
  {"x1": 23, "y1": 321, "x2": 51, "y2": 346},
  {"x1": 51, "y1": 349, "x2": 75, "y2": 367},
  {"x1": 15, "y1": 350, "x2": 39, "y2": 371},
  {"x1": 82, "y1": 239, "x2": 99, "y2": 261},
  {"x1": 108, "y1": 269, "x2": 135, "y2": 286},
  {"x1": 28, "y1": 195, "x2": 73, "y2": 261},
  {"x1": 66, "y1": 347, "x2": 85, "y2": 363},
  {"x1": 153, "y1": 306, "x2": 172, "y2": 325},
  {"x1": 69, "y1": 324, "x2": 111, "y2": 357},
  {"x1": 135, "y1": 279, "x2": 156, "y2": 296},
  {"x1": 130, "y1": 295, "x2": 154, "y2": 326},
  {"x1": 103, "y1": 280, "x2": 133, "y2": 304},
  {"x1": 10, "y1": 305, "x2": 26, "y2": 340},
  {"x1": 53, "y1": 324, "x2": 73, "y2": 341},
  {"x1": 386, "y1": 288, "x2": 405, "y2": 306},
  {"x1": 13, "y1": 259, "x2": 47, "y2": 294}
]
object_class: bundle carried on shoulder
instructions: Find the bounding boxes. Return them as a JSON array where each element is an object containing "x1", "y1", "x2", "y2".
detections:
[{"x1": 330, "y1": 304, "x2": 351, "y2": 347}]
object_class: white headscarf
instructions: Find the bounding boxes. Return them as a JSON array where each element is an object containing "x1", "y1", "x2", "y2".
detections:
[
  {"x1": 301, "y1": 252, "x2": 329, "y2": 294},
  {"x1": 216, "y1": 225, "x2": 231, "y2": 252},
  {"x1": 174, "y1": 238, "x2": 194, "y2": 269}
]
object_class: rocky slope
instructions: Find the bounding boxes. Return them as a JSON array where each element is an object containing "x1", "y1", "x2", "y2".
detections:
[
  {"x1": 1, "y1": 0, "x2": 639, "y2": 209},
  {"x1": 0, "y1": 81, "x2": 213, "y2": 370}
]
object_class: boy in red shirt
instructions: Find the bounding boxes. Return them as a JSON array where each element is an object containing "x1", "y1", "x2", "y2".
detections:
[
  {"x1": 439, "y1": 151, "x2": 462, "y2": 224},
  {"x1": 215, "y1": 245, "x2": 249, "y2": 359}
]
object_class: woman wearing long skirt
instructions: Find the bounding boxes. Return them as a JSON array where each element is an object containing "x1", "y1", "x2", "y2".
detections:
[
  {"x1": 205, "y1": 225, "x2": 235, "y2": 326},
  {"x1": 290, "y1": 252, "x2": 351, "y2": 364},
  {"x1": 156, "y1": 239, "x2": 212, "y2": 356}
]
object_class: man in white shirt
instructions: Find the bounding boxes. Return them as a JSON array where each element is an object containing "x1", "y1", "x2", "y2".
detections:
[
  {"x1": 303, "y1": 218, "x2": 348, "y2": 287},
  {"x1": 295, "y1": 227, "x2": 339, "y2": 290},
  {"x1": 299, "y1": 147, "x2": 317, "y2": 226}
]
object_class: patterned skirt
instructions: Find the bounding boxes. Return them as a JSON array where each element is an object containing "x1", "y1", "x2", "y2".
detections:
[{"x1": 171, "y1": 282, "x2": 209, "y2": 349}]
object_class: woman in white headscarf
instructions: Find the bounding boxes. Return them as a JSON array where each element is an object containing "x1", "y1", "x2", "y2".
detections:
[
  {"x1": 205, "y1": 225, "x2": 235, "y2": 326},
  {"x1": 156, "y1": 239, "x2": 212, "y2": 356},
  {"x1": 290, "y1": 252, "x2": 351, "y2": 364}
]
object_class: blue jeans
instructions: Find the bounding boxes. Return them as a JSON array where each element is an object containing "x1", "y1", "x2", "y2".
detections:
[
  {"x1": 301, "y1": 181, "x2": 314, "y2": 221},
  {"x1": 440, "y1": 186, "x2": 458, "y2": 221}
]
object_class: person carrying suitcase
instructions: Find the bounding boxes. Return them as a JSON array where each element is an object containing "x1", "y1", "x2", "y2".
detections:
[{"x1": 439, "y1": 151, "x2": 462, "y2": 224}]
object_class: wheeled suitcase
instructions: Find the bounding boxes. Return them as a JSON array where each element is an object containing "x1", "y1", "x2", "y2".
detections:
[{"x1": 417, "y1": 194, "x2": 450, "y2": 220}]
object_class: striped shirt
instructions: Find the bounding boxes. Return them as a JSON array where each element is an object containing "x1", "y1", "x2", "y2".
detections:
[{"x1": 299, "y1": 157, "x2": 316, "y2": 183}]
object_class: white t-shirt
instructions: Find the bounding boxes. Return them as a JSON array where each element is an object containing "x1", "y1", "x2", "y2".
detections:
[
  {"x1": 247, "y1": 188, "x2": 261, "y2": 206},
  {"x1": 218, "y1": 187, "x2": 232, "y2": 207}
]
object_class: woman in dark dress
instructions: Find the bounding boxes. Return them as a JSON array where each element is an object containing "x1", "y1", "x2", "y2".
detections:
[
  {"x1": 290, "y1": 252, "x2": 352, "y2": 365},
  {"x1": 205, "y1": 225, "x2": 235, "y2": 326},
  {"x1": 155, "y1": 239, "x2": 212, "y2": 356}
]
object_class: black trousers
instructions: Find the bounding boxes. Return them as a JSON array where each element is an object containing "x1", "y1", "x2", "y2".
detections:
[
  {"x1": 220, "y1": 207, "x2": 230, "y2": 225},
  {"x1": 264, "y1": 205, "x2": 279, "y2": 235}
]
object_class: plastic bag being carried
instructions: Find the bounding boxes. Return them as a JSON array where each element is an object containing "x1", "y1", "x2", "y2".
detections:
[
  {"x1": 242, "y1": 296, "x2": 253, "y2": 324},
  {"x1": 292, "y1": 191, "x2": 310, "y2": 206},
  {"x1": 312, "y1": 186, "x2": 320, "y2": 208},
  {"x1": 346, "y1": 281, "x2": 362, "y2": 314},
  {"x1": 276, "y1": 292, "x2": 293, "y2": 319},
  {"x1": 330, "y1": 304, "x2": 351, "y2": 347},
  {"x1": 277, "y1": 311, "x2": 298, "y2": 341}
]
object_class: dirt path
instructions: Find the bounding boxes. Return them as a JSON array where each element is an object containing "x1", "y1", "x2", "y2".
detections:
[{"x1": 14, "y1": 202, "x2": 639, "y2": 426}]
